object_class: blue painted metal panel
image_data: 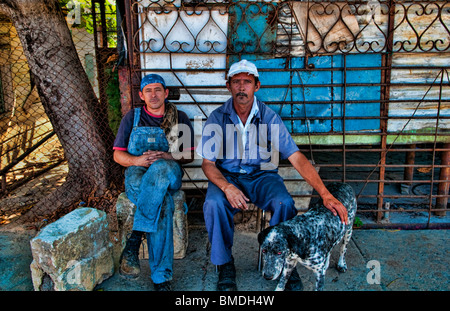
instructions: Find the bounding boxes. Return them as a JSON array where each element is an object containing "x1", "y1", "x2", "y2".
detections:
[
  {"x1": 250, "y1": 54, "x2": 381, "y2": 134},
  {"x1": 333, "y1": 54, "x2": 382, "y2": 133},
  {"x1": 228, "y1": 1, "x2": 278, "y2": 59},
  {"x1": 227, "y1": 5, "x2": 382, "y2": 135}
]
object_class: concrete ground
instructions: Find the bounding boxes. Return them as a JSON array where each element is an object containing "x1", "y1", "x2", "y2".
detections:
[{"x1": 0, "y1": 225, "x2": 448, "y2": 292}]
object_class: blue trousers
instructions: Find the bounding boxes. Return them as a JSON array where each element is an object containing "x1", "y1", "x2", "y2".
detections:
[
  {"x1": 124, "y1": 159, "x2": 182, "y2": 284},
  {"x1": 203, "y1": 170, "x2": 298, "y2": 266}
]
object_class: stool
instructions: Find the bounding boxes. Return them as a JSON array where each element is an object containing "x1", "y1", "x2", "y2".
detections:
[{"x1": 116, "y1": 191, "x2": 189, "y2": 260}]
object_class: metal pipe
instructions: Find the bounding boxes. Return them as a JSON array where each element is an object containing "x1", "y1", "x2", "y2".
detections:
[
  {"x1": 402, "y1": 144, "x2": 416, "y2": 194},
  {"x1": 359, "y1": 223, "x2": 450, "y2": 230}
]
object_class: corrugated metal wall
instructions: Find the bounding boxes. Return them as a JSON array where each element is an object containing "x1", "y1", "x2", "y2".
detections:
[{"x1": 122, "y1": 0, "x2": 450, "y2": 228}]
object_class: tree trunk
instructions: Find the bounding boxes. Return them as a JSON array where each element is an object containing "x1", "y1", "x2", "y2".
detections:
[{"x1": 1, "y1": 0, "x2": 121, "y2": 223}]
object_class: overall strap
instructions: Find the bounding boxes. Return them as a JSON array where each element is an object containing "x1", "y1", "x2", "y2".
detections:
[{"x1": 133, "y1": 107, "x2": 141, "y2": 127}]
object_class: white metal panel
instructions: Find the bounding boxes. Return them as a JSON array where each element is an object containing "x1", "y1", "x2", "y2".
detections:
[
  {"x1": 388, "y1": 52, "x2": 450, "y2": 138},
  {"x1": 138, "y1": 5, "x2": 230, "y2": 119}
]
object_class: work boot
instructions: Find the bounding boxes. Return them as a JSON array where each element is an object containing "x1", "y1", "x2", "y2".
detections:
[
  {"x1": 119, "y1": 230, "x2": 143, "y2": 279},
  {"x1": 217, "y1": 258, "x2": 237, "y2": 291},
  {"x1": 285, "y1": 269, "x2": 303, "y2": 291},
  {"x1": 154, "y1": 281, "x2": 172, "y2": 291}
]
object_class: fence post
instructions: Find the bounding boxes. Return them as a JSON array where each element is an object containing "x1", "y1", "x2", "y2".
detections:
[{"x1": 436, "y1": 144, "x2": 450, "y2": 216}]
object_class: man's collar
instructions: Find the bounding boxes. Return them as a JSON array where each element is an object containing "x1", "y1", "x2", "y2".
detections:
[{"x1": 223, "y1": 96, "x2": 261, "y2": 121}]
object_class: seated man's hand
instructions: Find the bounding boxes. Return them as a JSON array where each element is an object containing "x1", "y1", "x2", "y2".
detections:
[
  {"x1": 222, "y1": 184, "x2": 249, "y2": 210},
  {"x1": 322, "y1": 193, "x2": 348, "y2": 225},
  {"x1": 141, "y1": 150, "x2": 173, "y2": 166}
]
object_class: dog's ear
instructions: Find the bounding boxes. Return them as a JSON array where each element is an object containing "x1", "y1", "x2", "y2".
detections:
[
  {"x1": 257, "y1": 226, "x2": 274, "y2": 245},
  {"x1": 284, "y1": 229, "x2": 307, "y2": 258}
]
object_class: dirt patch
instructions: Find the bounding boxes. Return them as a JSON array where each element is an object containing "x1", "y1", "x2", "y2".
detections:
[{"x1": 0, "y1": 162, "x2": 68, "y2": 226}]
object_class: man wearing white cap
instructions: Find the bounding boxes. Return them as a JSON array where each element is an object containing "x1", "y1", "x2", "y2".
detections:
[{"x1": 198, "y1": 59, "x2": 347, "y2": 291}]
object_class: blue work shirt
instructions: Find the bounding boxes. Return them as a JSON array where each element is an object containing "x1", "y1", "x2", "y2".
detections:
[{"x1": 198, "y1": 97, "x2": 299, "y2": 174}]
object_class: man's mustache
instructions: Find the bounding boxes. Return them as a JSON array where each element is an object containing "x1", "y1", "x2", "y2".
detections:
[{"x1": 236, "y1": 92, "x2": 247, "y2": 97}]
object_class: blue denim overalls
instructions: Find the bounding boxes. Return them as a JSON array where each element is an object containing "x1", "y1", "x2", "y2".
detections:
[{"x1": 124, "y1": 107, "x2": 182, "y2": 284}]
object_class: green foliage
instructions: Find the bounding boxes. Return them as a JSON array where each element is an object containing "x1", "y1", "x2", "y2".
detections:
[
  {"x1": 60, "y1": 0, "x2": 117, "y2": 47},
  {"x1": 353, "y1": 216, "x2": 363, "y2": 228}
]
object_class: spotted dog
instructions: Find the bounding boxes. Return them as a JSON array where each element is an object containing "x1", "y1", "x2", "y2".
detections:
[{"x1": 258, "y1": 183, "x2": 357, "y2": 291}]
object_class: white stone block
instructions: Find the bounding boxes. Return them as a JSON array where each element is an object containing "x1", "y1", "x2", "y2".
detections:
[{"x1": 30, "y1": 207, "x2": 114, "y2": 291}]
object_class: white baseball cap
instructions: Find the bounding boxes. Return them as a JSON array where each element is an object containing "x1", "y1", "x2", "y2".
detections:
[{"x1": 227, "y1": 59, "x2": 259, "y2": 79}]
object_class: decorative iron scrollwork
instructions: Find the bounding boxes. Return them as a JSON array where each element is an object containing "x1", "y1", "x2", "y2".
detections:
[{"x1": 130, "y1": 0, "x2": 450, "y2": 56}]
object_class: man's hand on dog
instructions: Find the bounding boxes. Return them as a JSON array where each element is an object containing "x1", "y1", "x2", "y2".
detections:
[
  {"x1": 222, "y1": 184, "x2": 249, "y2": 210},
  {"x1": 322, "y1": 193, "x2": 348, "y2": 225}
]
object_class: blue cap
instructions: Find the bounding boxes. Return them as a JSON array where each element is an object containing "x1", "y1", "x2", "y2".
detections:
[{"x1": 140, "y1": 74, "x2": 166, "y2": 91}]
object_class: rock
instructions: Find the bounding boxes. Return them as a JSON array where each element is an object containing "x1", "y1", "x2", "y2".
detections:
[
  {"x1": 116, "y1": 190, "x2": 188, "y2": 260},
  {"x1": 30, "y1": 207, "x2": 114, "y2": 291},
  {"x1": 173, "y1": 190, "x2": 188, "y2": 259},
  {"x1": 116, "y1": 192, "x2": 136, "y2": 251}
]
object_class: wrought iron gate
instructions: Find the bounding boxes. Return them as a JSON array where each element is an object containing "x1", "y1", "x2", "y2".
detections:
[{"x1": 122, "y1": 0, "x2": 450, "y2": 227}]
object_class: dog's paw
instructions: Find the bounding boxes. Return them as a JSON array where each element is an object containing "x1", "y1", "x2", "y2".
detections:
[
  {"x1": 336, "y1": 255, "x2": 348, "y2": 272},
  {"x1": 336, "y1": 263, "x2": 348, "y2": 273}
]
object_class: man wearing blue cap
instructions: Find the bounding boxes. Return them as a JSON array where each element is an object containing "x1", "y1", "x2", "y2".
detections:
[
  {"x1": 113, "y1": 74, "x2": 195, "y2": 291},
  {"x1": 198, "y1": 60, "x2": 347, "y2": 291}
]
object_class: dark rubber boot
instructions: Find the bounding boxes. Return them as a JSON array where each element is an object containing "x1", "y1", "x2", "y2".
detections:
[
  {"x1": 154, "y1": 281, "x2": 172, "y2": 291},
  {"x1": 217, "y1": 257, "x2": 237, "y2": 291},
  {"x1": 119, "y1": 230, "x2": 144, "y2": 279}
]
